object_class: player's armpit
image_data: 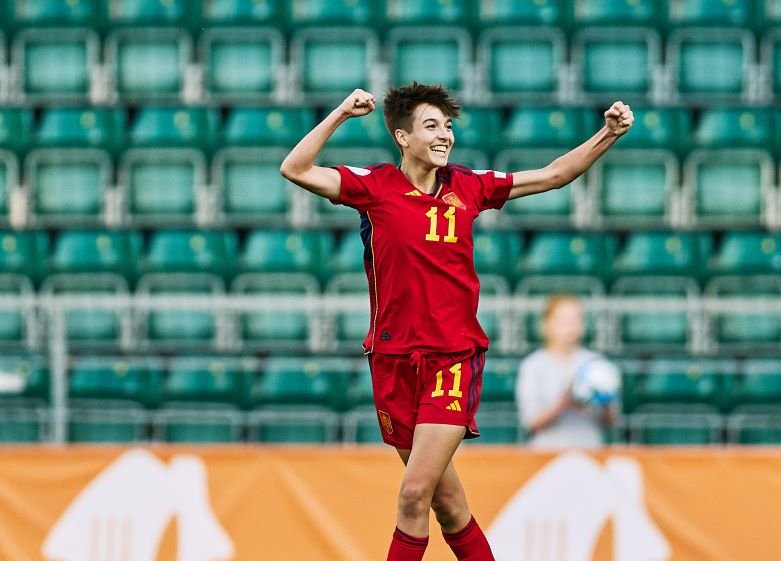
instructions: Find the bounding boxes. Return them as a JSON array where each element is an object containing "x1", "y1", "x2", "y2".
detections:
[{"x1": 280, "y1": 164, "x2": 341, "y2": 201}]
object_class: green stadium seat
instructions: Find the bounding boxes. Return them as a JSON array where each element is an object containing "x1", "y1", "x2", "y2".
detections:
[
  {"x1": 156, "y1": 405, "x2": 243, "y2": 443},
  {"x1": 728, "y1": 412, "x2": 781, "y2": 445},
  {"x1": 611, "y1": 231, "x2": 708, "y2": 280},
  {"x1": 252, "y1": 356, "x2": 351, "y2": 411},
  {"x1": 51, "y1": 230, "x2": 141, "y2": 282},
  {"x1": 120, "y1": 149, "x2": 206, "y2": 224},
  {"x1": 0, "y1": 150, "x2": 18, "y2": 219},
  {"x1": 481, "y1": 357, "x2": 520, "y2": 405},
  {"x1": 107, "y1": 28, "x2": 192, "y2": 101},
  {"x1": 503, "y1": 107, "x2": 599, "y2": 148},
  {"x1": 449, "y1": 148, "x2": 490, "y2": 171},
  {"x1": 0, "y1": 230, "x2": 49, "y2": 282},
  {"x1": 633, "y1": 358, "x2": 732, "y2": 411},
  {"x1": 289, "y1": 0, "x2": 380, "y2": 26},
  {"x1": 326, "y1": 107, "x2": 392, "y2": 149},
  {"x1": 342, "y1": 405, "x2": 384, "y2": 444},
  {"x1": 163, "y1": 356, "x2": 250, "y2": 408},
  {"x1": 138, "y1": 273, "x2": 225, "y2": 346},
  {"x1": 461, "y1": 410, "x2": 524, "y2": 445},
  {"x1": 129, "y1": 107, "x2": 218, "y2": 149},
  {"x1": 496, "y1": 150, "x2": 578, "y2": 227},
  {"x1": 684, "y1": 149, "x2": 772, "y2": 227},
  {"x1": 0, "y1": 406, "x2": 47, "y2": 442},
  {"x1": 69, "y1": 357, "x2": 162, "y2": 407},
  {"x1": 0, "y1": 108, "x2": 33, "y2": 155},
  {"x1": 325, "y1": 274, "x2": 370, "y2": 351},
  {"x1": 27, "y1": 149, "x2": 111, "y2": 224},
  {"x1": 669, "y1": 29, "x2": 753, "y2": 100},
  {"x1": 478, "y1": 0, "x2": 565, "y2": 26},
  {"x1": 518, "y1": 231, "x2": 614, "y2": 280},
  {"x1": 0, "y1": 274, "x2": 34, "y2": 346},
  {"x1": 473, "y1": 230, "x2": 523, "y2": 281},
  {"x1": 479, "y1": 27, "x2": 565, "y2": 99},
  {"x1": 143, "y1": 229, "x2": 237, "y2": 277},
  {"x1": 292, "y1": 28, "x2": 378, "y2": 98},
  {"x1": 693, "y1": 108, "x2": 775, "y2": 148},
  {"x1": 329, "y1": 232, "x2": 367, "y2": 276},
  {"x1": 213, "y1": 147, "x2": 291, "y2": 225},
  {"x1": 232, "y1": 273, "x2": 317, "y2": 350},
  {"x1": 666, "y1": 0, "x2": 753, "y2": 27},
  {"x1": 223, "y1": 107, "x2": 316, "y2": 147},
  {"x1": 239, "y1": 229, "x2": 333, "y2": 281},
  {"x1": 759, "y1": 1, "x2": 781, "y2": 29},
  {"x1": 629, "y1": 407, "x2": 723, "y2": 445},
  {"x1": 761, "y1": 31, "x2": 781, "y2": 99},
  {"x1": 705, "y1": 276, "x2": 781, "y2": 350},
  {"x1": 42, "y1": 274, "x2": 129, "y2": 345},
  {"x1": 451, "y1": 108, "x2": 503, "y2": 152},
  {"x1": 592, "y1": 149, "x2": 677, "y2": 226},
  {"x1": 14, "y1": 28, "x2": 98, "y2": 101},
  {"x1": 611, "y1": 277, "x2": 697, "y2": 353},
  {"x1": 36, "y1": 108, "x2": 126, "y2": 155},
  {"x1": 385, "y1": 0, "x2": 471, "y2": 25},
  {"x1": 616, "y1": 107, "x2": 692, "y2": 154},
  {"x1": 707, "y1": 232, "x2": 781, "y2": 277},
  {"x1": 200, "y1": 0, "x2": 284, "y2": 26},
  {"x1": 106, "y1": 0, "x2": 192, "y2": 27},
  {"x1": 573, "y1": 28, "x2": 660, "y2": 98},
  {"x1": 731, "y1": 359, "x2": 781, "y2": 410},
  {"x1": 200, "y1": 28, "x2": 282, "y2": 101},
  {"x1": 0, "y1": 355, "x2": 49, "y2": 402},
  {"x1": 8, "y1": 0, "x2": 100, "y2": 28},
  {"x1": 249, "y1": 405, "x2": 340, "y2": 443},
  {"x1": 388, "y1": 27, "x2": 471, "y2": 91},
  {"x1": 571, "y1": 0, "x2": 661, "y2": 26},
  {"x1": 477, "y1": 276, "x2": 511, "y2": 346},
  {"x1": 68, "y1": 406, "x2": 148, "y2": 443}
]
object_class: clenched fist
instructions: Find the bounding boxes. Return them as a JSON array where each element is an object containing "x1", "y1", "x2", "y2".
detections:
[
  {"x1": 604, "y1": 101, "x2": 633, "y2": 137},
  {"x1": 338, "y1": 89, "x2": 376, "y2": 118}
]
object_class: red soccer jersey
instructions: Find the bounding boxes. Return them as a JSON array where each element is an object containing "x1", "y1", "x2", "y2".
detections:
[{"x1": 333, "y1": 163, "x2": 513, "y2": 354}]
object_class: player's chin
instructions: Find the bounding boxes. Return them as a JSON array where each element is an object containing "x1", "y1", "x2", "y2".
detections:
[{"x1": 430, "y1": 152, "x2": 449, "y2": 167}]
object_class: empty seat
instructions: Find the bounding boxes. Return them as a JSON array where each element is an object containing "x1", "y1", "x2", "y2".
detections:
[
  {"x1": 138, "y1": 273, "x2": 225, "y2": 346},
  {"x1": 731, "y1": 359, "x2": 781, "y2": 410},
  {"x1": 573, "y1": 28, "x2": 660, "y2": 98},
  {"x1": 666, "y1": 0, "x2": 753, "y2": 27},
  {"x1": 329, "y1": 233, "x2": 368, "y2": 276},
  {"x1": 503, "y1": 107, "x2": 599, "y2": 148},
  {"x1": 232, "y1": 273, "x2": 317, "y2": 350},
  {"x1": 683, "y1": 149, "x2": 773, "y2": 227},
  {"x1": 0, "y1": 108, "x2": 33, "y2": 155},
  {"x1": 0, "y1": 275, "x2": 34, "y2": 346},
  {"x1": 292, "y1": 28, "x2": 378, "y2": 98},
  {"x1": 0, "y1": 406, "x2": 47, "y2": 442},
  {"x1": 0, "y1": 230, "x2": 49, "y2": 282},
  {"x1": 252, "y1": 356, "x2": 351, "y2": 411},
  {"x1": 611, "y1": 231, "x2": 708, "y2": 280},
  {"x1": 239, "y1": 229, "x2": 333, "y2": 281},
  {"x1": 632, "y1": 358, "x2": 731, "y2": 411},
  {"x1": 693, "y1": 108, "x2": 775, "y2": 149},
  {"x1": 107, "y1": 0, "x2": 193, "y2": 27},
  {"x1": 289, "y1": 0, "x2": 380, "y2": 26},
  {"x1": 163, "y1": 356, "x2": 250, "y2": 408},
  {"x1": 479, "y1": 27, "x2": 565, "y2": 99},
  {"x1": 120, "y1": 149, "x2": 206, "y2": 224},
  {"x1": 200, "y1": 0, "x2": 285, "y2": 26},
  {"x1": 107, "y1": 28, "x2": 192, "y2": 101},
  {"x1": 36, "y1": 107, "x2": 126, "y2": 155},
  {"x1": 451, "y1": 108, "x2": 503, "y2": 153},
  {"x1": 385, "y1": 0, "x2": 471, "y2": 26},
  {"x1": 0, "y1": 354, "x2": 49, "y2": 402},
  {"x1": 518, "y1": 231, "x2": 614, "y2": 280},
  {"x1": 68, "y1": 407, "x2": 148, "y2": 443},
  {"x1": 761, "y1": 31, "x2": 781, "y2": 99},
  {"x1": 51, "y1": 230, "x2": 141, "y2": 281},
  {"x1": 481, "y1": 357, "x2": 520, "y2": 405},
  {"x1": 478, "y1": 0, "x2": 565, "y2": 27},
  {"x1": 388, "y1": 27, "x2": 471, "y2": 91},
  {"x1": 8, "y1": 0, "x2": 101, "y2": 28},
  {"x1": 26, "y1": 148, "x2": 112, "y2": 224},
  {"x1": 249, "y1": 405, "x2": 340, "y2": 443},
  {"x1": 0, "y1": 150, "x2": 18, "y2": 219},
  {"x1": 222, "y1": 107, "x2": 316, "y2": 147},
  {"x1": 69, "y1": 357, "x2": 162, "y2": 407},
  {"x1": 156, "y1": 405, "x2": 243, "y2": 443},
  {"x1": 143, "y1": 229, "x2": 237, "y2": 277},
  {"x1": 213, "y1": 147, "x2": 291, "y2": 225},
  {"x1": 200, "y1": 27, "x2": 282, "y2": 101},
  {"x1": 616, "y1": 107, "x2": 692, "y2": 154},
  {"x1": 707, "y1": 232, "x2": 781, "y2": 277},
  {"x1": 629, "y1": 408, "x2": 723, "y2": 445},
  {"x1": 727, "y1": 413, "x2": 781, "y2": 445},
  {"x1": 591, "y1": 149, "x2": 678, "y2": 226},
  {"x1": 326, "y1": 107, "x2": 392, "y2": 149},
  {"x1": 325, "y1": 274, "x2": 371, "y2": 351},
  {"x1": 129, "y1": 107, "x2": 218, "y2": 150},
  {"x1": 14, "y1": 28, "x2": 98, "y2": 101},
  {"x1": 473, "y1": 230, "x2": 523, "y2": 281},
  {"x1": 668, "y1": 28, "x2": 753, "y2": 100},
  {"x1": 571, "y1": 0, "x2": 661, "y2": 26},
  {"x1": 461, "y1": 409, "x2": 523, "y2": 445},
  {"x1": 342, "y1": 405, "x2": 385, "y2": 444}
]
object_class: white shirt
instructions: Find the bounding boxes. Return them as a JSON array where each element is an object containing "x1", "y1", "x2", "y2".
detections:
[{"x1": 516, "y1": 348, "x2": 609, "y2": 449}]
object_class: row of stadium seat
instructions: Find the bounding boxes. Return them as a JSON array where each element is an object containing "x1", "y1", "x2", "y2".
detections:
[
  {"x1": 1, "y1": 354, "x2": 780, "y2": 444},
  {"x1": 2, "y1": 229, "x2": 780, "y2": 285},
  {"x1": 2, "y1": 0, "x2": 781, "y2": 33},
  {"x1": 0, "y1": 25, "x2": 780, "y2": 103}
]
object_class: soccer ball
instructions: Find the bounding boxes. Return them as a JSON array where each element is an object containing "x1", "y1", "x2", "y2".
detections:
[{"x1": 571, "y1": 357, "x2": 620, "y2": 408}]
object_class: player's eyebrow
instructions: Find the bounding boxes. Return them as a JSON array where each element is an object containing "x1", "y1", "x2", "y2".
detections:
[{"x1": 422, "y1": 117, "x2": 452, "y2": 125}]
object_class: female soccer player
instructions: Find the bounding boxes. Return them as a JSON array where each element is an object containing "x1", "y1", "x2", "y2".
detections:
[{"x1": 281, "y1": 83, "x2": 633, "y2": 561}]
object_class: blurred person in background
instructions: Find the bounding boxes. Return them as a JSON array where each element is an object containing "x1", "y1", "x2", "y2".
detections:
[{"x1": 516, "y1": 295, "x2": 620, "y2": 449}]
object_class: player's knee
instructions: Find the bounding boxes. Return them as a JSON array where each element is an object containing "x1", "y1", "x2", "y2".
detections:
[
  {"x1": 398, "y1": 481, "x2": 433, "y2": 519},
  {"x1": 431, "y1": 491, "x2": 466, "y2": 528}
]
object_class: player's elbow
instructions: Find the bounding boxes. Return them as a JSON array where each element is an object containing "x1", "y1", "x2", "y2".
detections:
[{"x1": 545, "y1": 161, "x2": 576, "y2": 190}]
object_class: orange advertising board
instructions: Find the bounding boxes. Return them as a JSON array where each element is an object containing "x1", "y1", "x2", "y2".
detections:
[{"x1": 0, "y1": 446, "x2": 779, "y2": 561}]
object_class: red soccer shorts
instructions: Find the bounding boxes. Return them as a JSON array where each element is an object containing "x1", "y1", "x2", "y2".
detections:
[{"x1": 368, "y1": 348, "x2": 486, "y2": 449}]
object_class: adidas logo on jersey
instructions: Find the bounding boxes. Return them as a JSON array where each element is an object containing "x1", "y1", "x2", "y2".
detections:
[
  {"x1": 405, "y1": 189, "x2": 422, "y2": 196},
  {"x1": 446, "y1": 400, "x2": 462, "y2": 412}
]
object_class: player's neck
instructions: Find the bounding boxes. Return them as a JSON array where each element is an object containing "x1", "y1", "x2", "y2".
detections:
[
  {"x1": 545, "y1": 343, "x2": 579, "y2": 359},
  {"x1": 399, "y1": 160, "x2": 439, "y2": 194}
]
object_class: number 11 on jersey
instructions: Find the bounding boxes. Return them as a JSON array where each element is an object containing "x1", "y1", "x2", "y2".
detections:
[{"x1": 425, "y1": 206, "x2": 458, "y2": 244}]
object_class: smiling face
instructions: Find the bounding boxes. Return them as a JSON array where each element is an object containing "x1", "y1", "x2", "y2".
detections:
[{"x1": 395, "y1": 103, "x2": 455, "y2": 170}]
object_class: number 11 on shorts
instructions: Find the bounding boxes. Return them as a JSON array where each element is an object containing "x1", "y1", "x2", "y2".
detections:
[{"x1": 431, "y1": 363, "x2": 463, "y2": 398}]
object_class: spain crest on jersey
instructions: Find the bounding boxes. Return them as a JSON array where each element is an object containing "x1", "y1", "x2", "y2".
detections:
[
  {"x1": 378, "y1": 410, "x2": 393, "y2": 434},
  {"x1": 441, "y1": 192, "x2": 466, "y2": 210}
]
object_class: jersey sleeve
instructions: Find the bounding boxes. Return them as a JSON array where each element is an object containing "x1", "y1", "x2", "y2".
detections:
[
  {"x1": 332, "y1": 165, "x2": 382, "y2": 211},
  {"x1": 472, "y1": 169, "x2": 513, "y2": 212}
]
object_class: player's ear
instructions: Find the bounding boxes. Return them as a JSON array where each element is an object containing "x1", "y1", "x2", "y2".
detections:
[{"x1": 394, "y1": 128, "x2": 408, "y2": 148}]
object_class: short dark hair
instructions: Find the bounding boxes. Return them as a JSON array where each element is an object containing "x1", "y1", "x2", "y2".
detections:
[{"x1": 383, "y1": 82, "x2": 461, "y2": 153}]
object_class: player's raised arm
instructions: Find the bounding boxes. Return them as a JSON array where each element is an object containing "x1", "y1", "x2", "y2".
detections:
[
  {"x1": 280, "y1": 88, "x2": 376, "y2": 201},
  {"x1": 506, "y1": 101, "x2": 634, "y2": 201}
]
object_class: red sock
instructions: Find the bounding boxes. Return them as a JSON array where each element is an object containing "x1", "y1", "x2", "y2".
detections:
[
  {"x1": 443, "y1": 516, "x2": 495, "y2": 561},
  {"x1": 387, "y1": 527, "x2": 428, "y2": 561}
]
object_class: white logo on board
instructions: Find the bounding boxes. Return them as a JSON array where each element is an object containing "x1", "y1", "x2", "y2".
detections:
[
  {"x1": 42, "y1": 448, "x2": 234, "y2": 561},
  {"x1": 487, "y1": 452, "x2": 670, "y2": 561}
]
